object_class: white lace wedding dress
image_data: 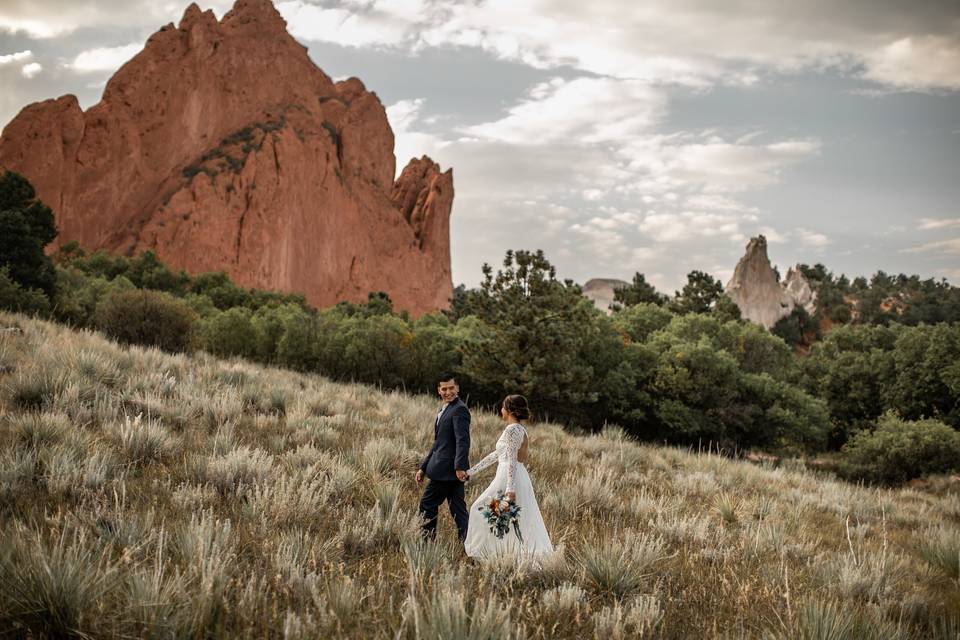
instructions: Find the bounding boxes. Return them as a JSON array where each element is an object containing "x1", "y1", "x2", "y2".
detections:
[{"x1": 464, "y1": 422, "x2": 553, "y2": 559}]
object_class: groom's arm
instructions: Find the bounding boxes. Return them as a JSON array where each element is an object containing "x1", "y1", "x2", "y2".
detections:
[
  {"x1": 419, "y1": 440, "x2": 437, "y2": 472},
  {"x1": 453, "y1": 406, "x2": 471, "y2": 473}
]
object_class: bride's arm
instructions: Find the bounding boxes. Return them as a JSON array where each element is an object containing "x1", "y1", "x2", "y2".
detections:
[
  {"x1": 466, "y1": 450, "x2": 497, "y2": 477},
  {"x1": 504, "y1": 424, "x2": 524, "y2": 497}
]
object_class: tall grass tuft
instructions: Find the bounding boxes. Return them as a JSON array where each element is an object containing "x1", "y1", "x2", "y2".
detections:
[
  {"x1": 0, "y1": 447, "x2": 37, "y2": 495},
  {"x1": 764, "y1": 598, "x2": 853, "y2": 640},
  {"x1": 0, "y1": 526, "x2": 117, "y2": 638},
  {"x1": 577, "y1": 534, "x2": 668, "y2": 599},
  {"x1": 915, "y1": 527, "x2": 960, "y2": 582},
  {"x1": 243, "y1": 466, "x2": 329, "y2": 528},
  {"x1": 175, "y1": 509, "x2": 235, "y2": 635},
  {"x1": 541, "y1": 582, "x2": 586, "y2": 617},
  {"x1": 123, "y1": 529, "x2": 188, "y2": 638},
  {"x1": 403, "y1": 538, "x2": 453, "y2": 584},
  {"x1": 593, "y1": 595, "x2": 663, "y2": 640},
  {"x1": 11, "y1": 411, "x2": 70, "y2": 448},
  {"x1": 113, "y1": 412, "x2": 176, "y2": 465},
  {"x1": 712, "y1": 491, "x2": 741, "y2": 525},
  {"x1": 5, "y1": 367, "x2": 67, "y2": 410},
  {"x1": 309, "y1": 573, "x2": 367, "y2": 631},
  {"x1": 361, "y1": 436, "x2": 413, "y2": 475},
  {"x1": 409, "y1": 586, "x2": 511, "y2": 640},
  {"x1": 203, "y1": 445, "x2": 273, "y2": 493}
]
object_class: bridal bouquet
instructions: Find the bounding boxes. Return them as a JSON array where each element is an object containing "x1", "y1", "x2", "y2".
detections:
[{"x1": 479, "y1": 491, "x2": 523, "y2": 542}]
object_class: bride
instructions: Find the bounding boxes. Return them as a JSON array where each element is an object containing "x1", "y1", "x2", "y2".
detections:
[{"x1": 464, "y1": 394, "x2": 553, "y2": 559}]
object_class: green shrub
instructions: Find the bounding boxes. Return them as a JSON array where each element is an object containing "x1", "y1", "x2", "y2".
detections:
[
  {"x1": 0, "y1": 171, "x2": 58, "y2": 298},
  {"x1": 201, "y1": 307, "x2": 257, "y2": 359},
  {"x1": 838, "y1": 413, "x2": 960, "y2": 484},
  {"x1": 94, "y1": 289, "x2": 198, "y2": 353},
  {"x1": 613, "y1": 302, "x2": 672, "y2": 343},
  {"x1": 0, "y1": 266, "x2": 50, "y2": 315}
]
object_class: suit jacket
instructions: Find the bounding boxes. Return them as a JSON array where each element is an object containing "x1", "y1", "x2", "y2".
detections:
[{"x1": 420, "y1": 397, "x2": 471, "y2": 481}]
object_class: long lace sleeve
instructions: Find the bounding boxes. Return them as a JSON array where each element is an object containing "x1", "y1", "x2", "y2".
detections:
[
  {"x1": 503, "y1": 423, "x2": 525, "y2": 494},
  {"x1": 467, "y1": 450, "x2": 497, "y2": 477}
]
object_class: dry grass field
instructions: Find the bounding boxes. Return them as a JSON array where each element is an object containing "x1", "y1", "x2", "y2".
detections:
[{"x1": 0, "y1": 310, "x2": 958, "y2": 639}]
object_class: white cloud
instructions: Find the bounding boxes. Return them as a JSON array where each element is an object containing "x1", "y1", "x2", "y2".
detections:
[
  {"x1": 644, "y1": 136, "x2": 821, "y2": 194},
  {"x1": 388, "y1": 70, "x2": 819, "y2": 290},
  {"x1": 863, "y1": 36, "x2": 960, "y2": 92},
  {"x1": 3, "y1": 0, "x2": 959, "y2": 92},
  {"x1": 638, "y1": 211, "x2": 746, "y2": 243},
  {"x1": 918, "y1": 217, "x2": 960, "y2": 230},
  {"x1": 385, "y1": 97, "x2": 449, "y2": 171},
  {"x1": 0, "y1": 17, "x2": 70, "y2": 38},
  {"x1": 758, "y1": 226, "x2": 787, "y2": 243},
  {"x1": 901, "y1": 238, "x2": 960, "y2": 255},
  {"x1": 67, "y1": 43, "x2": 142, "y2": 73},
  {"x1": 277, "y1": 0, "x2": 418, "y2": 47},
  {"x1": 464, "y1": 77, "x2": 667, "y2": 144},
  {"x1": 386, "y1": 98, "x2": 425, "y2": 133},
  {"x1": 0, "y1": 50, "x2": 32, "y2": 65},
  {"x1": 272, "y1": 0, "x2": 960, "y2": 92},
  {"x1": 0, "y1": 2, "x2": 200, "y2": 39},
  {"x1": 20, "y1": 62, "x2": 41, "y2": 78},
  {"x1": 794, "y1": 227, "x2": 830, "y2": 247}
]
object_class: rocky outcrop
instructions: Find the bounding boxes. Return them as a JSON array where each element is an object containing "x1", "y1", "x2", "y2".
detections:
[
  {"x1": 782, "y1": 265, "x2": 817, "y2": 316},
  {"x1": 583, "y1": 278, "x2": 629, "y2": 314},
  {"x1": 725, "y1": 236, "x2": 798, "y2": 328},
  {"x1": 0, "y1": 0, "x2": 453, "y2": 316}
]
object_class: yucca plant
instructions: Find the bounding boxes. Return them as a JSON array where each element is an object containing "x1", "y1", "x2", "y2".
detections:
[
  {"x1": 403, "y1": 538, "x2": 454, "y2": 585},
  {"x1": 409, "y1": 586, "x2": 510, "y2": 640},
  {"x1": 11, "y1": 410, "x2": 70, "y2": 448},
  {"x1": 0, "y1": 447, "x2": 36, "y2": 495},
  {"x1": 915, "y1": 527, "x2": 960, "y2": 582},
  {"x1": 577, "y1": 534, "x2": 667, "y2": 599},
  {"x1": 0, "y1": 526, "x2": 118, "y2": 638},
  {"x1": 764, "y1": 598, "x2": 853, "y2": 640},
  {"x1": 712, "y1": 491, "x2": 741, "y2": 525},
  {"x1": 5, "y1": 366, "x2": 67, "y2": 410}
]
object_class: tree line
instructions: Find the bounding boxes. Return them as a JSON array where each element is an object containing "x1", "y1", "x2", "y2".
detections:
[{"x1": 2, "y1": 170, "x2": 958, "y2": 483}]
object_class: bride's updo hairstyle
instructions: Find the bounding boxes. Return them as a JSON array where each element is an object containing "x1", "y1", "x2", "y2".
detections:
[{"x1": 502, "y1": 395, "x2": 530, "y2": 421}]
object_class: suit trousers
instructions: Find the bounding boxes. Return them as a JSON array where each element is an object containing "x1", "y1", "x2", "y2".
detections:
[{"x1": 418, "y1": 479, "x2": 469, "y2": 542}]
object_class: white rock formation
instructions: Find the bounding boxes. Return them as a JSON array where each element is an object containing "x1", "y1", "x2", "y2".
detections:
[
  {"x1": 725, "y1": 235, "x2": 810, "y2": 329},
  {"x1": 583, "y1": 278, "x2": 629, "y2": 314},
  {"x1": 782, "y1": 265, "x2": 817, "y2": 316}
]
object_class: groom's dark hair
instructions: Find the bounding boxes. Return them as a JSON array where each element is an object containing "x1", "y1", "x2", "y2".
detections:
[{"x1": 436, "y1": 374, "x2": 457, "y2": 386}]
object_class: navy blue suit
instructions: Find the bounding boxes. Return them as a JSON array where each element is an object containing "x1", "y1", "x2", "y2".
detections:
[{"x1": 418, "y1": 397, "x2": 471, "y2": 541}]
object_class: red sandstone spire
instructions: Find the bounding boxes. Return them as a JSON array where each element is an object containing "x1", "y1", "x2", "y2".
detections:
[{"x1": 0, "y1": 0, "x2": 454, "y2": 316}]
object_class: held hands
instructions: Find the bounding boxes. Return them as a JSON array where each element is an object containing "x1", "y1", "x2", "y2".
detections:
[
  {"x1": 505, "y1": 490, "x2": 516, "y2": 502},
  {"x1": 415, "y1": 469, "x2": 424, "y2": 486},
  {"x1": 456, "y1": 470, "x2": 469, "y2": 482}
]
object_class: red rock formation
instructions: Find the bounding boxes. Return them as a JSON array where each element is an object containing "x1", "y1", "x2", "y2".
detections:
[{"x1": 0, "y1": 0, "x2": 453, "y2": 315}]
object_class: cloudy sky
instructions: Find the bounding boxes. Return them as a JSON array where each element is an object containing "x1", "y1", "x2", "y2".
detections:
[{"x1": 2, "y1": 0, "x2": 959, "y2": 291}]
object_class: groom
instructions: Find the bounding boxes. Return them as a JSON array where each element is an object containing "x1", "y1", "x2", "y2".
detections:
[{"x1": 415, "y1": 374, "x2": 470, "y2": 542}]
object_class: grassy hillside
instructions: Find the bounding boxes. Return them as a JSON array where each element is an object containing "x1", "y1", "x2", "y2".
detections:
[{"x1": 0, "y1": 311, "x2": 957, "y2": 639}]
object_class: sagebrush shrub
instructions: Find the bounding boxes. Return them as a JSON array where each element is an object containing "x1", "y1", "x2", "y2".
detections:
[
  {"x1": 838, "y1": 413, "x2": 960, "y2": 485},
  {"x1": 94, "y1": 288, "x2": 198, "y2": 352}
]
